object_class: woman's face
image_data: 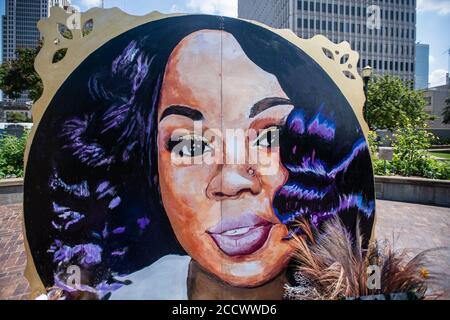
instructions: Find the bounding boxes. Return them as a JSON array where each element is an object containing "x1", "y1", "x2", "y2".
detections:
[{"x1": 157, "y1": 30, "x2": 295, "y2": 287}]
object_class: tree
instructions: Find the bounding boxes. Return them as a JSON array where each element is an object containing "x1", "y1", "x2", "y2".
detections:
[
  {"x1": 443, "y1": 97, "x2": 450, "y2": 124},
  {"x1": 366, "y1": 75, "x2": 432, "y2": 130},
  {"x1": 0, "y1": 47, "x2": 43, "y2": 102}
]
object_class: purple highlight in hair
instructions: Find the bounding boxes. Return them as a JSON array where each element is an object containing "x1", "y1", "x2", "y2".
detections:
[
  {"x1": 64, "y1": 214, "x2": 85, "y2": 230},
  {"x1": 309, "y1": 193, "x2": 375, "y2": 228},
  {"x1": 112, "y1": 41, "x2": 140, "y2": 74},
  {"x1": 52, "y1": 202, "x2": 70, "y2": 213},
  {"x1": 51, "y1": 221, "x2": 62, "y2": 231},
  {"x1": 137, "y1": 216, "x2": 150, "y2": 230},
  {"x1": 111, "y1": 248, "x2": 128, "y2": 257},
  {"x1": 276, "y1": 208, "x2": 308, "y2": 225},
  {"x1": 108, "y1": 196, "x2": 121, "y2": 209},
  {"x1": 132, "y1": 54, "x2": 153, "y2": 92},
  {"x1": 288, "y1": 110, "x2": 305, "y2": 135},
  {"x1": 337, "y1": 193, "x2": 375, "y2": 218},
  {"x1": 54, "y1": 276, "x2": 78, "y2": 293},
  {"x1": 52, "y1": 243, "x2": 74, "y2": 264},
  {"x1": 112, "y1": 227, "x2": 126, "y2": 235},
  {"x1": 61, "y1": 116, "x2": 114, "y2": 168},
  {"x1": 50, "y1": 173, "x2": 90, "y2": 198},
  {"x1": 73, "y1": 244, "x2": 102, "y2": 267},
  {"x1": 94, "y1": 281, "x2": 125, "y2": 298},
  {"x1": 96, "y1": 181, "x2": 110, "y2": 194},
  {"x1": 328, "y1": 138, "x2": 368, "y2": 178},
  {"x1": 57, "y1": 210, "x2": 85, "y2": 230},
  {"x1": 278, "y1": 182, "x2": 326, "y2": 201},
  {"x1": 286, "y1": 151, "x2": 328, "y2": 176},
  {"x1": 51, "y1": 241, "x2": 102, "y2": 267},
  {"x1": 307, "y1": 113, "x2": 335, "y2": 140},
  {"x1": 97, "y1": 185, "x2": 116, "y2": 200},
  {"x1": 102, "y1": 223, "x2": 109, "y2": 239}
]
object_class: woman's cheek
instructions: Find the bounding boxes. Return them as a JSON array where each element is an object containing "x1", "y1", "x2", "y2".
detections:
[{"x1": 258, "y1": 150, "x2": 288, "y2": 190}]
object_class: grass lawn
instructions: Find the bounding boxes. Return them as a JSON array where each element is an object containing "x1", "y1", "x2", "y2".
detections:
[{"x1": 429, "y1": 151, "x2": 450, "y2": 160}]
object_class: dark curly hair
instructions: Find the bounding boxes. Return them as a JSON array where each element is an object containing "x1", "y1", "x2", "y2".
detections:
[{"x1": 24, "y1": 15, "x2": 375, "y2": 297}]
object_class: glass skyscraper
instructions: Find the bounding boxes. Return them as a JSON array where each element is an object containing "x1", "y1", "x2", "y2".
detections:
[{"x1": 414, "y1": 42, "x2": 429, "y2": 90}]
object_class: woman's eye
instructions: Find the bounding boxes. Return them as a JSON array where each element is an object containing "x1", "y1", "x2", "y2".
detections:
[
  {"x1": 168, "y1": 136, "x2": 212, "y2": 158},
  {"x1": 254, "y1": 127, "x2": 280, "y2": 149}
]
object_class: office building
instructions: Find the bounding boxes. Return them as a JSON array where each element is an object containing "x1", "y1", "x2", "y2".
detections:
[
  {"x1": 1, "y1": 0, "x2": 74, "y2": 102},
  {"x1": 238, "y1": 0, "x2": 417, "y2": 83},
  {"x1": 415, "y1": 42, "x2": 429, "y2": 90}
]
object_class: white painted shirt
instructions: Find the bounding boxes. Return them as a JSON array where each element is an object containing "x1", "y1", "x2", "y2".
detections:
[{"x1": 109, "y1": 255, "x2": 191, "y2": 300}]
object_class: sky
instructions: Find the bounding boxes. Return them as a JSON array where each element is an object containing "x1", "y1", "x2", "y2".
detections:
[{"x1": 0, "y1": 0, "x2": 449, "y2": 87}]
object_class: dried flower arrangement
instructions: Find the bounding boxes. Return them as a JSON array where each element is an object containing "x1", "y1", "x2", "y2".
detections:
[{"x1": 284, "y1": 217, "x2": 447, "y2": 300}]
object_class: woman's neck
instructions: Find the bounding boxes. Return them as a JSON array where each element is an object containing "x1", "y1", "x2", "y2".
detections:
[{"x1": 187, "y1": 260, "x2": 287, "y2": 300}]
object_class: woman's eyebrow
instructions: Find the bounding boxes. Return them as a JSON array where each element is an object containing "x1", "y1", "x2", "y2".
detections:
[
  {"x1": 249, "y1": 97, "x2": 293, "y2": 118},
  {"x1": 159, "y1": 105, "x2": 204, "y2": 122}
]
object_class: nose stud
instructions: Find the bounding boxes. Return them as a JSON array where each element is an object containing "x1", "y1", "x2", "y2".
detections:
[{"x1": 247, "y1": 167, "x2": 255, "y2": 176}]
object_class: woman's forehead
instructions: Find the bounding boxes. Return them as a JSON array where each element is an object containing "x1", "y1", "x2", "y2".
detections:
[{"x1": 158, "y1": 29, "x2": 288, "y2": 124}]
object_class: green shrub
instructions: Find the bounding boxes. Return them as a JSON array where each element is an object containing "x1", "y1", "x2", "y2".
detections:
[
  {"x1": 368, "y1": 127, "x2": 450, "y2": 180},
  {"x1": 0, "y1": 132, "x2": 28, "y2": 179}
]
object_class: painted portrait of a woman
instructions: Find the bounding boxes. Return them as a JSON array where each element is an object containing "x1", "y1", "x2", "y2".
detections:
[{"x1": 24, "y1": 14, "x2": 375, "y2": 300}]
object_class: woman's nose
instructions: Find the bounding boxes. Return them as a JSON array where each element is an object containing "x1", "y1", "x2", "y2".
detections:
[{"x1": 206, "y1": 165, "x2": 262, "y2": 200}]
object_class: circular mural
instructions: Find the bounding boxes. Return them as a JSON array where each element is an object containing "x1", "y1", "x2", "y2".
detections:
[{"x1": 24, "y1": 14, "x2": 375, "y2": 300}]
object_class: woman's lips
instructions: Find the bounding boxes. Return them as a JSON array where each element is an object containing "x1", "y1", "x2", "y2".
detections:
[{"x1": 207, "y1": 213, "x2": 274, "y2": 256}]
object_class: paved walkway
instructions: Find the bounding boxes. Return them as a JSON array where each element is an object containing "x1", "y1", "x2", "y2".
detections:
[{"x1": 0, "y1": 200, "x2": 449, "y2": 300}]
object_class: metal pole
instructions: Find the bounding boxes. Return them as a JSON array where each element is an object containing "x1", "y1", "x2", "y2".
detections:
[{"x1": 363, "y1": 77, "x2": 369, "y2": 128}]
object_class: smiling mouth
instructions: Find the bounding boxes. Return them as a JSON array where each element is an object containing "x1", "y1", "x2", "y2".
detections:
[{"x1": 207, "y1": 213, "x2": 274, "y2": 257}]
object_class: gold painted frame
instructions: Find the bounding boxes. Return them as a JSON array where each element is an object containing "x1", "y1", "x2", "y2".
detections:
[{"x1": 23, "y1": 7, "x2": 369, "y2": 298}]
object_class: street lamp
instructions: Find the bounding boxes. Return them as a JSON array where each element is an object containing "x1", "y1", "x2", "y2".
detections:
[{"x1": 362, "y1": 65, "x2": 373, "y2": 127}]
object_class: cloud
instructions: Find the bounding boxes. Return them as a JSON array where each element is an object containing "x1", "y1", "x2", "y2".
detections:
[
  {"x1": 80, "y1": 0, "x2": 102, "y2": 8},
  {"x1": 429, "y1": 55, "x2": 435, "y2": 64},
  {"x1": 170, "y1": 4, "x2": 180, "y2": 13},
  {"x1": 186, "y1": 0, "x2": 238, "y2": 17},
  {"x1": 417, "y1": 0, "x2": 450, "y2": 15},
  {"x1": 429, "y1": 69, "x2": 449, "y2": 87}
]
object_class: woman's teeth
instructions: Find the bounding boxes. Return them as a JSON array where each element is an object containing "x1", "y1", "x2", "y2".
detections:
[{"x1": 222, "y1": 226, "x2": 251, "y2": 236}]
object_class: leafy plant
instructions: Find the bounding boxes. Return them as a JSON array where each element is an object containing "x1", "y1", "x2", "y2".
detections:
[
  {"x1": 368, "y1": 128, "x2": 450, "y2": 180},
  {"x1": 6, "y1": 111, "x2": 32, "y2": 123},
  {"x1": 0, "y1": 132, "x2": 29, "y2": 178}
]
